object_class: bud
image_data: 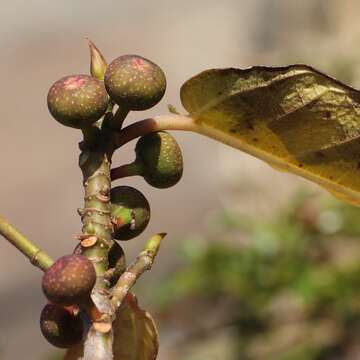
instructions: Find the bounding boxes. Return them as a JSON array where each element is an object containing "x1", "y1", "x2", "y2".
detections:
[
  {"x1": 47, "y1": 74, "x2": 109, "y2": 128},
  {"x1": 40, "y1": 303, "x2": 83, "y2": 348},
  {"x1": 104, "y1": 55, "x2": 166, "y2": 110},
  {"x1": 135, "y1": 131, "x2": 183, "y2": 188},
  {"x1": 42, "y1": 254, "x2": 96, "y2": 306},
  {"x1": 88, "y1": 38, "x2": 107, "y2": 80},
  {"x1": 111, "y1": 186, "x2": 150, "y2": 240}
]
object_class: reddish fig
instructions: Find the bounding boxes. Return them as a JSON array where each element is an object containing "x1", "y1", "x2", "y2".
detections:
[
  {"x1": 40, "y1": 303, "x2": 83, "y2": 348},
  {"x1": 42, "y1": 254, "x2": 96, "y2": 306}
]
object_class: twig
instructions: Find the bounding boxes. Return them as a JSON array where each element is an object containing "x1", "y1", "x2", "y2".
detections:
[
  {"x1": 0, "y1": 216, "x2": 54, "y2": 271},
  {"x1": 111, "y1": 233, "x2": 166, "y2": 310}
]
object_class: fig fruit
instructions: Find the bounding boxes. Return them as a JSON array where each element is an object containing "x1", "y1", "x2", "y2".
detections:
[
  {"x1": 108, "y1": 241, "x2": 126, "y2": 285},
  {"x1": 40, "y1": 303, "x2": 83, "y2": 348},
  {"x1": 111, "y1": 186, "x2": 150, "y2": 240},
  {"x1": 47, "y1": 74, "x2": 108, "y2": 128},
  {"x1": 104, "y1": 55, "x2": 166, "y2": 110},
  {"x1": 42, "y1": 254, "x2": 96, "y2": 306},
  {"x1": 135, "y1": 131, "x2": 183, "y2": 188}
]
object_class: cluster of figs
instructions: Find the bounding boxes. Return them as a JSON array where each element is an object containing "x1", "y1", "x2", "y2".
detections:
[{"x1": 40, "y1": 48, "x2": 183, "y2": 348}]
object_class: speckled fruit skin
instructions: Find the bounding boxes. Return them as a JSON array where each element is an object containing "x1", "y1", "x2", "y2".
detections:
[
  {"x1": 42, "y1": 254, "x2": 96, "y2": 306},
  {"x1": 111, "y1": 186, "x2": 150, "y2": 241},
  {"x1": 47, "y1": 74, "x2": 109, "y2": 128},
  {"x1": 104, "y1": 55, "x2": 166, "y2": 110},
  {"x1": 135, "y1": 131, "x2": 183, "y2": 188},
  {"x1": 108, "y1": 242, "x2": 126, "y2": 286},
  {"x1": 40, "y1": 303, "x2": 83, "y2": 348}
]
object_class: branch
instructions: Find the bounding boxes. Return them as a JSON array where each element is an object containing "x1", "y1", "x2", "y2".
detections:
[
  {"x1": 111, "y1": 114, "x2": 196, "y2": 152},
  {"x1": 111, "y1": 233, "x2": 166, "y2": 310},
  {"x1": 0, "y1": 216, "x2": 54, "y2": 271}
]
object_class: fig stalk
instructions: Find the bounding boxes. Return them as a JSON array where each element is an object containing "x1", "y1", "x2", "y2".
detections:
[
  {"x1": 110, "y1": 161, "x2": 143, "y2": 181},
  {"x1": 111, "y1": 113, "x2": 196, "y2": 152}
]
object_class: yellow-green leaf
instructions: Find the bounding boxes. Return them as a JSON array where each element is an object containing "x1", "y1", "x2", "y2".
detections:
[
  {"x1": 64, "y1": 293, "x2": 159, "y2": 360},
  {"x1": 181, "y1": 65, "x2": 360, "y2": 206}
]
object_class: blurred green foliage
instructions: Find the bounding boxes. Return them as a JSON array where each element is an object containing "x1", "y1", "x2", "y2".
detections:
[{"x1": 155, "y1": 192, "x2": 360, "y2": 359}]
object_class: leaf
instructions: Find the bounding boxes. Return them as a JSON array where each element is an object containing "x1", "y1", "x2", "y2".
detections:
[
  {"x1": 180, "y1": 65, "x2": 360, "y2": 206},
  {"x1": 64, "y1": 293, "x2": 159, "y2": 360},
  {"x1": 112, "y1": 292, "x2": 159, "y2": 360}
]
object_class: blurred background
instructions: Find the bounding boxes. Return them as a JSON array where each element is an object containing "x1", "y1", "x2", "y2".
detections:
[{"x1": 2, "y1": 0, "x2": 360, "y2": 359}]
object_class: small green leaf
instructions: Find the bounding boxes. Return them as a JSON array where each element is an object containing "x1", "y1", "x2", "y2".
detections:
[
  {"x1": 181, "y1": 65, "x2": 360, "y2": 206},
  {"x1": 64, "y1": 293, "x2": 158, "y2": 360}
]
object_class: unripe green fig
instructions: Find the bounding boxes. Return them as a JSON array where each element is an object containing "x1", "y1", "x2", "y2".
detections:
[
  {"x1": 40, "y1": 303, "x2": 83, "y2": 348},
  {"x1": 108, "y1": 241, "x2": 126, "y2": 286},
  {"x1": 42, "y1": 254, "x2": 96, "y2": 306},
  {"x1": 135, "y1": 131, "x2": 183, "y2": 188},
  {"x1": 47, "y1": 74, "x2": 109, "y2": 128},
  {"x1": 111, "y1": 186, "x2": 150, "y2": 240},
  {"x1": 104, "y1": 55, "x2": 166, "y2": 110}
]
